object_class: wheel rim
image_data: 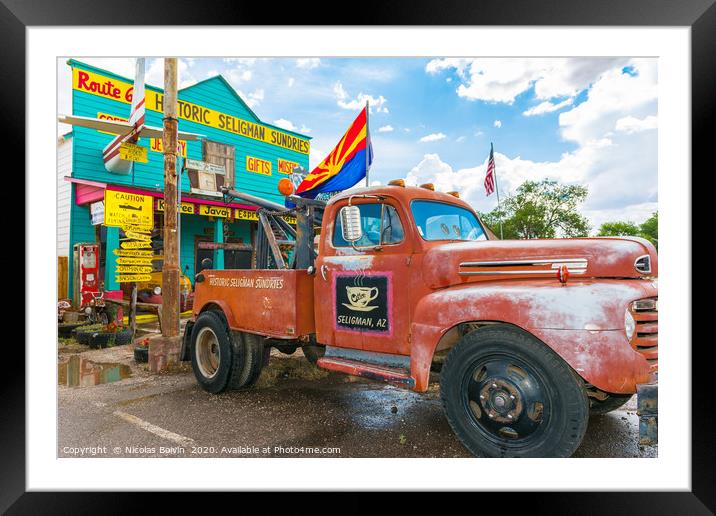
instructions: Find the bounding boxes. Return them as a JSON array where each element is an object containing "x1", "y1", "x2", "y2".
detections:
[
  {"x1": 195, "y1": 327, "x2": 221, "y2": 379},
  {"x1": 462, "y1": 353, "x2": 550, "y2": 445}
]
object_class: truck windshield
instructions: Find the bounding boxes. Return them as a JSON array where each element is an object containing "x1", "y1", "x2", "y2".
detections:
[{"x1": 410, "y1": 200, "x2": 487, "y2": 241}]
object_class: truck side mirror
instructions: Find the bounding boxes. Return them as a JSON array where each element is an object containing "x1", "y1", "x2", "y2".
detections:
[
  {"x1": 340, "y1": 205, "x2": 363, "y2": 243},
  {"x1": 201, "y1": 258, "x2": 213, "y2": 270}
]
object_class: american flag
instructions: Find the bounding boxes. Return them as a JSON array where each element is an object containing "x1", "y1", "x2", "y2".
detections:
[{"x1": 484, "y1": 144, "x2": 496, "y2": 196}]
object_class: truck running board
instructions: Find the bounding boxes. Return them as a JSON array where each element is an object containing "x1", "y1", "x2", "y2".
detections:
[{"x1": 316, "y1": 357, "x2": 416, "y2": 389}]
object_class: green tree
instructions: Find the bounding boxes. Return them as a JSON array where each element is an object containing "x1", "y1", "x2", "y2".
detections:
[
  {"x1": 598, "y1": 221, "x2": 641, "y2": 237},
  {"x1": 480, "y1": 180, "x2": 590, "y2": 239},
  {"x1": 596, "y1": 212, "x2": 657, "y2": 249},
  {"x1": 639, "y1": 212, "x2": 658, "y2": 249}
]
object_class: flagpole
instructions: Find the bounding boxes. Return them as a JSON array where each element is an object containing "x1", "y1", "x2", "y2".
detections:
[
  {"x1": 492, "y1": 142, "x2": 504, "y2": 240},
  {"x1": 365, "y1": 100, "x2": 370, "y2": 188}
]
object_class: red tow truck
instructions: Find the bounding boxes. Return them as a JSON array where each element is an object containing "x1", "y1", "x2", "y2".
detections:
[{"x1": 181, "y1": 183, "x2": 658, "y2": 457}]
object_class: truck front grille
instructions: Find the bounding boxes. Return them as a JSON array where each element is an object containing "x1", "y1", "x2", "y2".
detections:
[{"x1": 632, "y1": 297, "x2": 658, "y2": 372}]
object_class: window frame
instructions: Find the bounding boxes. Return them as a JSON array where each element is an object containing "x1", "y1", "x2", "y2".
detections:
[
  {"x1": 332, "y1": 201, "x2": 406, "y2": 248},
  {"x1": 409, "y1": 199, "x2": 487, "y2": 242}
]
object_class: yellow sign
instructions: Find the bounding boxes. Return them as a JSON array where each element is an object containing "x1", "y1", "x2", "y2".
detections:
[
  {"x1": 116, "y1": 265, "x2": 153, "y2": 274},
  {"x1": 278, "y1": 159, "x2": 299, "y2": 175},
  {"x1": 113, "y1": 249, "x2": 154, "y2": 257},
  {"x1": 124, "y1": 231, "x2": 152, "y2": 241},
  {"x1": 119, "y1": 142, "x2": 148, "y2": 163},
  {"x1": 246, "y1": 156, "x2": 272, "y2": 176},
  {"x1": 105, "y1": 190, "x2": 154, "y2": 228},
  {"x1": 233, "y1": 207, "x2": 296, "y2": 225},
  {"x1": 121, "y1": 226, "x2": 152, "y2": 235},
  {"x1": 116, "y1": 274, "x2": 153, "y2": 283},
  {"x1": 97, "y1": 112, "x2": 128, "y2": 134},
  {"x1": 234, "y1": 208, "x2": 259, "y2": 222},
  {"x1": 149, "y1": 137, "x2": 187, "y2": 157},
  {"x1": 73, "y1": 67, "x2": 310, "y2": 155},
  {"x1": 117, "y1": 257, "x2": 154, "y2": 266},
  {"x1": 121, "y1": 241, "x2": 153, "y2": 249},
  {"x1": 200, "y1": 205, "x2": 232, "y2": 218},
  {"x1": 156, "y1": 198, "x2": 195, "y2": 214}
]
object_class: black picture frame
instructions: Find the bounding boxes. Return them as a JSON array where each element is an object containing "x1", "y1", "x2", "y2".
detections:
[{"x1": 7, "y1": 0, "x2": 706, "y2": 512}]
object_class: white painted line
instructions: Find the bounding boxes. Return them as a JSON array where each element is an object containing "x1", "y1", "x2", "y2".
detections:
[{"x1": 113, "y1": 410, "x2": 195, "y2": 447}]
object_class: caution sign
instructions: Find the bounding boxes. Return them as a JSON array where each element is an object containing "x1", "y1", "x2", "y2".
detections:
[
  {"x1": 115, "y1": 274, "x2": 153, "y2": 283},
  {"x1": 116, "y1": 265, "x2": 153, "y2": 274},
  {"x1": 113, "y1": 249, "x2": 153, "y2": 257},
  {"x1": 105, "y1": 190, "x2": 154, "y2": 228},
  {"x1": 121, "y1": 241, "x2": 152, "y2": 249},
  {"x1": 119, "y1": 142, "x2": 148, "y2": 163}
]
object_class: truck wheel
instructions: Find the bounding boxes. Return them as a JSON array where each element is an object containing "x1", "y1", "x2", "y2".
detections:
[
  {"x1": 440, "y1": 326, "x2": 589, "y2": 458},
  {"x1": 191, "y1": 311, "x2": 244, "y2": 394},
  {"x1": 589, "y1": 393, "x2": 633, "y2": 415},
  {"x1": 230, "y1": 332, "x2": 265, "y2": 389}
]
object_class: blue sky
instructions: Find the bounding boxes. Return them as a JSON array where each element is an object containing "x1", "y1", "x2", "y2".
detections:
[{"x1": 58, "y1": 56, "x2": 657, "y2": 232}]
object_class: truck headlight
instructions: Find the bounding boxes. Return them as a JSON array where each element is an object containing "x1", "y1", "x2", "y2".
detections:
[
  {"x1": 625, "y1": 309, "x2": 636, "y2": 341},
  {"x1": 153, "y1": 286, "x2": 162, "y2": 296}
]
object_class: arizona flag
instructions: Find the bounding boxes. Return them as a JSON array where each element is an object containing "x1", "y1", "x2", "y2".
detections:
[{"x1": 295, "y1": 107, "x2": 373, "y2": 198}]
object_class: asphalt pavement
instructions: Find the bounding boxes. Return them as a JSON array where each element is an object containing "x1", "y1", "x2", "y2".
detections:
[{"x1": 57, "y1": 339, "x2": 657, "y2": 459}]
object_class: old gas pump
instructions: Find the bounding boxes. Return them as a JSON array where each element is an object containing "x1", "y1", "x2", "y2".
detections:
[{"x1": 73, "y1": 242, "x2": 101, "y2": 308}]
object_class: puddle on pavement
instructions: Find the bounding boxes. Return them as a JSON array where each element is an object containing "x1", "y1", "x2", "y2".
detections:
[
  {"x1": 346, "y1": 385, "x2": 429, "y2": 429},
  {"x1": 58, "y1": 354, "x2": 131, "y2": 387}
]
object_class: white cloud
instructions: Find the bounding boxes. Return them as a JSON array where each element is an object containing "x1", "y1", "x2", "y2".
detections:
[
  {"x1": 272, "y1": 118, "x2": 310, "y2": 133},
  {"x1": 426, "y1": 57, "x2": 628, "y2": 104},
  {"x1": 287, "y1": 77, "x2": 295, "y2": 88},
  {"x1": 493, "y1": 120, "x2": 502, "y2": 128},
  {"x1": 615, "y1": 115, "x2": 658, "y2": 134},
  {"x1": 333, "y1": 81, "x2": 389, "y2": 113},
  {"x1": 456, "y1": 136, "x2": 466, "y2": 143},
  {"x1": 523, "y1": 97, "x2": 574, "y2": 116},
  {"x1": 236, "y1": 88, "x2": 264, "y2": 108},
  {"x1": 223, "y1": 58, "x2": 258, "y2": 66},
  {"x1": 419, "y1": 133, "x2": 447, "y2": 142},
  {"x1": 296, "y1": 58, "x2": 321, "y2": 69},
  {"x1": 378, "y1": 125, "x2": 394, "y2": 133}
]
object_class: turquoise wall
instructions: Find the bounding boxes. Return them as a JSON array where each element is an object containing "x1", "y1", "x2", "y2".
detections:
[{"x1": 67, "y1": 187, "x2": 97, "y2": 303}]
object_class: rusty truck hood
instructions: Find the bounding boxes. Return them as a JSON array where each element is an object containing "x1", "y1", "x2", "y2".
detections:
[{"x1": 421, "y1": 237, "x2": 657, "y2": 289}]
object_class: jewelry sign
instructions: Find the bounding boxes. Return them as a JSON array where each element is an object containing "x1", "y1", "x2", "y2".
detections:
[{"x1": 334, "y1": 273, "x2": 392, "y2": 335}]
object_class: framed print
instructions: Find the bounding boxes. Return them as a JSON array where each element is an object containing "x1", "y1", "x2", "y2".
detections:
[{"x1": 7, "y1": 0, "x2": 709, "y2": 511}]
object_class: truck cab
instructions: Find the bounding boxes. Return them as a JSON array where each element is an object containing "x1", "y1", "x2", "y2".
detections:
[{"x1": 186, "y1": 184, "x2": 658, "y2": 457}]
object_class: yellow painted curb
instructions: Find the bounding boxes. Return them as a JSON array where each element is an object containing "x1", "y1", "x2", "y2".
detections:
[{"x1": 122, "y1": 310, "x2": 193, "y2": 325}]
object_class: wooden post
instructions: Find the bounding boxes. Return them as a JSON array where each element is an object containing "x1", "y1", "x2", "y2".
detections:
[
  {"x1": 161, "y1": 58, "x2": 180, "y2": 338},
  {"x1": 129, "y1": 283, "x2": 138, "y2": 337}
]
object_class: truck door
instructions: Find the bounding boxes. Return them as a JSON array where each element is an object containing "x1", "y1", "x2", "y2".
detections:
[{"x1": 314, "y1": 199, "x2": 413, "y2": 355}]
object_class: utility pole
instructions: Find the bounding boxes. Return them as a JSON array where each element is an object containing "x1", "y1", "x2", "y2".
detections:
[{"x1": 161, "y1": 58, "x2": 180, "y2": 339}]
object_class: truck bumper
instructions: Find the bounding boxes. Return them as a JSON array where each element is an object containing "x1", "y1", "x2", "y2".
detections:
[{"x1": 636, "y1": 377, "x2": 658, "y2": 445}]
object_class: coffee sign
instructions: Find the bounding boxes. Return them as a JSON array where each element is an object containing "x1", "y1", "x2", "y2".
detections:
[{"x1": 334, "y1": 274, "x2": 391, "y2": 335}]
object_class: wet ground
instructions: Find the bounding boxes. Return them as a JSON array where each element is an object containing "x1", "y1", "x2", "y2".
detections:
[{"x1": 57, "y1": 326, "x2": 657, "y2": 459}]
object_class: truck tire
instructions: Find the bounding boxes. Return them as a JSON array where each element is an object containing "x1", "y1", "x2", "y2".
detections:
[
  {"x1": 589, "y1": 393, "x2": 633, "y2": 415},
  {"x1": 440, "y1": 325, "x2": 589, "y2": 458},
  {"x1": 230, "y1": 332, "x2": 265, "y2": 389},
  {"x1": 190, "y1": 311, "x2": 245, "y2": 394}
]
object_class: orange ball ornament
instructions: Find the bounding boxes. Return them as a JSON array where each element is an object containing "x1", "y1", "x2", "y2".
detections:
[{"x1": 277, "y1": 178, "x2": 295, "y2": 196}]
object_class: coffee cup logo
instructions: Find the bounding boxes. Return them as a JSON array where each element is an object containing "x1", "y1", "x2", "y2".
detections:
[{"x1": 343, "y1": 286, "x2": 379, "y2": 312}]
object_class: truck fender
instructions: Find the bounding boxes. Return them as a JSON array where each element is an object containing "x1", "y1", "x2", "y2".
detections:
[
  {"x1": 195, "y1": 300, "x2": 234, "y2": 327},
  {"x1": 409, "y1": 282, "x2": 654, "y2": 393}
]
